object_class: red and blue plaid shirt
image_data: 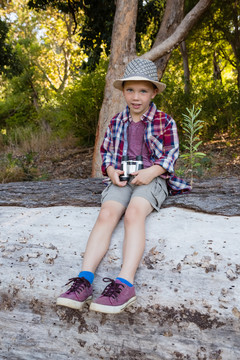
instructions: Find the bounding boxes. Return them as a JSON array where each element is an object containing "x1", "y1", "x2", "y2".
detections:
[{"x1": 100, "y1": 102, "x2": 191, "y2": 195}]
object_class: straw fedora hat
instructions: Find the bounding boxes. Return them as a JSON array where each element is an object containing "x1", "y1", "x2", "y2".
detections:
[{"x1": 113, "y1": 58, "x2": 166, "y2": 93}]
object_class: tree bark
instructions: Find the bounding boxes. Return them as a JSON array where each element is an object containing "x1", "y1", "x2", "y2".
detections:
[
  {"x1": 180, "y1": 40, "x2": 191, "y2": 93},
  {"x1": 1, "y1": 203, "x2": 240, "y2": 359},
  {"x1": 92, "y1": 0, "x2": 212, "y2": 177},
  {"x1": 92, "y1": 0, "x2": 138, "y2": 177},
  {"x1": 152, "y1": 0, "x2": 184, "y2": 79}
]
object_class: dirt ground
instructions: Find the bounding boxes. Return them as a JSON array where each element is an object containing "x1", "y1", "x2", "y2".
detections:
[
  {"x1": 35, "y1": 133, "x2": 239, "y2": 181},
  {"x1": 198, "y1": 133, "x2": 240, "y2": 178},
  {"x1": 36, "y1": 146, "x2": 94, "y2": 180}
]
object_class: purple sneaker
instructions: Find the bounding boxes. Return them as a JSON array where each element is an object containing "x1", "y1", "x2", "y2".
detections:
[
  {"x1": 90, "y1": 278, "x2": 136, "y2": 314},
  {"x1": 56, "y1": 277, "x2": 93, "y2": 310}
]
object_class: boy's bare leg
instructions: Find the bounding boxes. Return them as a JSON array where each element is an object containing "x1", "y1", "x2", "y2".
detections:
[
  {"x1": 117, "y1": 196, "x2": 153, "y2": 284},
  {"x1": 81, "y1": 200, "x2": 125, "y2": 273}
]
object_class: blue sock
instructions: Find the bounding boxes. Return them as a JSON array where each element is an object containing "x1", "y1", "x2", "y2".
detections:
[
  {"x1": 116, "y1": 277, "x2": 133, "y2": 287},
  {"x1": 78, "y1": 271, "x2": 94, "y2": 284}
]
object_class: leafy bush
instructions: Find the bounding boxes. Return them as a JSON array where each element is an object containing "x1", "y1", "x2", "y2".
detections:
[
  {"x1": 200, "y1": 83, "x2": 240, "y2": 139},
  {"x1": 155, "y1": 78, "x2": 240, "y2": 143},
  {"x1": 0, "y1": 59, "x2": 107, "y2": 147},
  {"x1": 155, "y1": 45, "x2": 240, "y2": 143},
  {"x1": 49, "y1": 60, "x2": 108, "y2": 145}
]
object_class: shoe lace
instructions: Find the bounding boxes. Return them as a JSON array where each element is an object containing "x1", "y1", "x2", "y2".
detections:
[
  {"x1": 101, "y1": 277, "x2": 124, "y2": 299},
  {"x1": 65, "y1": 277, "x2": 90, "y2": 294}
]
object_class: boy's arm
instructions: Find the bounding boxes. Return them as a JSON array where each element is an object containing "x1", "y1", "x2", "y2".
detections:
[
  {"x1": 100, "y1": 123, "x2": 115, "y2": 176},
  {"x1": 100, "y1": 118, "x2": 127, "y2": 186}
]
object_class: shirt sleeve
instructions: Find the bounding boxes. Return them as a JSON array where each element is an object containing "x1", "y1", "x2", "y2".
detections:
[
  {"x1": 153, "y1": 116, "x2": 179, "y2": 175},
  {"x1": 100, "y1": 123, "x2": 114, "y2": 176}
]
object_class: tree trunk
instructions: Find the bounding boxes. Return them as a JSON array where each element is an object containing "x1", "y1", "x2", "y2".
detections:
[
  {"x1": 30, "y1": 80, "x2": 40, "y2": 112},
  {"x1": 92, "y1": 0, "x2": 212, "y2": 177},
  {"x1": 1, "y1": 200, "x2": 240, "y2": 359},
  {"x1": 228, "y1": 42, "x2": 240, "y2": 90},
  {"x1": 152, "y1": 0, "x2": 184, "y2": 79},
  {"x1": 231, "y1": 0, "x2": 240, "y2": 89},
  {"x1": 213, "y1": 50, "x2": 222, "y2": 82},
  {"x1": 91, "y1": 0, "x2": 138, "y2": 177},
  {"x1": 180, "y1": 40, "x2": 191, "y2": 93}
]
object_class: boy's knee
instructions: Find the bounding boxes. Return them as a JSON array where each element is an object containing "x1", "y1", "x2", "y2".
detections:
[
  {"x1": 98, "y1": 207, "x2": 113, "y2": 223},
  {"x1": 124, "y1": 205, "x2": 140, "y2": 225},
  {"x1": 98, "y1": 204, "x2": 122, "y2": 224}
]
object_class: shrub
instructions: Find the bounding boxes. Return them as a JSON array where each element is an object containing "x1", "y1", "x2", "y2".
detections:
[
  {"x1": 180, "y1": 106, "x2": 206, "y2": 186},
  {"x1": 49, "y1": 59, "x2": 108, "y2": 145}
]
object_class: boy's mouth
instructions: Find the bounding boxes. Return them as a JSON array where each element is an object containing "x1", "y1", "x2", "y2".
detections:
[{"x1": 131, "y1": 103, "x2": 141, "y2": 109}]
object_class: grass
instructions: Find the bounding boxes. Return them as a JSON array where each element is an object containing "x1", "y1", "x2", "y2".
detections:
[{"x1": 0, "y1": 125, "x2": 77, "y2": 183}]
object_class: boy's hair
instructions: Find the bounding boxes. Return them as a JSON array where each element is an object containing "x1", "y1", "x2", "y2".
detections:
[
  {"x1": 113, "y1": 58, "x2": 166, "y2": 93},
  {"x1": 122, "y1": 81, "x2": 158, "y2": 91}
]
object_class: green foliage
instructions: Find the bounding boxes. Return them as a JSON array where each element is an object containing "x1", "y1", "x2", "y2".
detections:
[
  {"x1": 28, "y1": 0, "x2": 167, "y2": 70},
  {"x1": 191, "y1": 0, "x2": 240, "y2": 88},
  {"x1": 153, "y1": 0, "x2": 240, "y2": 143},
  {"x1": 136, "y1": 0, "x2": 165, "y2": 53},
  {"x1": 79, "y1": 0, "x2": 116, "y2": 70},
  {"x1": 0, "y1": 19, "x2": 23, "y2": 77},
  {"x1": 155, "y1": 33, "x2": 240, "y2": 141},
  {"x1": 0, "y1": 46, "x2": 107, "y2": 145},
  {"x1": 0, "y1": 76, "x2": 39, "y2": 129},
  {"x1": 28, "y1": 0, "x2": 115, "y2": 70},
  {"x1": 52, "y1": 59, "x2": 107, "y2": 144},
  {"x1": 80, "y1": 0, "x2": 166, "y2": 68},
  {"x1": 28, "y1": 0, "x2": 79, "y2": 12},
  {"x1": 156, "y1": 77, "x2": 240, "y2": 142},
  {"x1": 0, "y1": 19, "x2": 11, "y2": 70},
  {"x1": 180, "y1": 106, "x2": 206, "y2": 186},
  {"x1": 199, "y1": 83, "x2": 240, "y2": 138}
]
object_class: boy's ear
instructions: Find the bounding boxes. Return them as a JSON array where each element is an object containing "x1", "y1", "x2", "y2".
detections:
[{"x1": 152, "y1": 89, "x2": 159, "y2": 98}]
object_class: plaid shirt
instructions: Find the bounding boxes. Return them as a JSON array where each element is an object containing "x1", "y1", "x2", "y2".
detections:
[{"x1": 100, "y1": 102, "x2": 191, "y2": 195}]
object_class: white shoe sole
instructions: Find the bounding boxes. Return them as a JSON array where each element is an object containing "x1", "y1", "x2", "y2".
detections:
[
  {"x1": 89, "y1": 296, "x2": 136, "y2": 314},
  {"x1": 56, "y1": 296, "x2": 92, "y2": 310}
]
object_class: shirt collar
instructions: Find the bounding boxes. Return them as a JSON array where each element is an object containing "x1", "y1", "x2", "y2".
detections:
[
  {"x1": 142, "y1": 102, "x2": 157, "y2": 123},
  {"x1": 121, "y1": 106, "x2": 130, "y2": 123}
]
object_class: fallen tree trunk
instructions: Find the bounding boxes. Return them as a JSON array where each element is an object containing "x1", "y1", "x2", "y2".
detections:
[
  {"x1": 0, "y1": 176, "x2": 239, "y2": 216},
  {"x1": 0, "y1": 202, "x2": 240, "y2": 359}
]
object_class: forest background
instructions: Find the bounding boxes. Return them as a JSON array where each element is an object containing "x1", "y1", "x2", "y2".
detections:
[{"x1": 0, "y1": 0, "x2": 239, "y2": 183}]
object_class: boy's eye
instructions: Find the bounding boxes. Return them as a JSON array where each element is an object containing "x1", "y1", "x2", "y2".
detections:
[{"x1": 125, "y1": 88, "x2": 148, "y2": 93}]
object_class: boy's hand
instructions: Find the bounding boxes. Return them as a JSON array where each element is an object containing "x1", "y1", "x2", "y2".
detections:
[
  {"x1": 131, "y1": 165, "x2": 166, "y2": 186},
  {"x1": 106, "y1": 166, "x2": 127, "y2": 187}
]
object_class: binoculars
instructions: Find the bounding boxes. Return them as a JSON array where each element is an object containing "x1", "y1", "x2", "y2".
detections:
[{"x1": 119, "y1": 155, "x2": 143, "y2": 181}]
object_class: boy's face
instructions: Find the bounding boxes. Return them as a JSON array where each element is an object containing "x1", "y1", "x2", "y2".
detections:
[{"x1": 122, "y1": 80, "x2": 158, "y2": 122}]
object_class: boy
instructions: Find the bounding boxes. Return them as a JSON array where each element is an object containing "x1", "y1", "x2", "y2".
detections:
[{"x1": 56, "y1": 58, "x2": 191, "y2": 314}]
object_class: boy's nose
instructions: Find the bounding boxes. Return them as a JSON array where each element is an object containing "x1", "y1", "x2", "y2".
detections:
[{"x1": 133, "y1": 91, "x2": 140, "y2": 100}]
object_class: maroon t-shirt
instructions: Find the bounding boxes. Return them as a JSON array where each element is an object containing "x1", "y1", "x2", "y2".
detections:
[{"x1": 127, "y1": 120, "x2": 153, "y2": 168}]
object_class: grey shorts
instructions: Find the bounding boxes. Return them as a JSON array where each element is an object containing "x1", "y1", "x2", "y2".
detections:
[{"x1": 101, "y1": 176, "x2": 168, "y2": 212}]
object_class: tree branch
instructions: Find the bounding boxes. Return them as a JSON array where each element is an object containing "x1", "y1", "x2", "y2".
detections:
[
  {"x1": 36, "y1": 61, "x2": 58, "y2": 92},
  {"x1": 142, "y1": 0, "x2": 212, "y2": 62}
]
